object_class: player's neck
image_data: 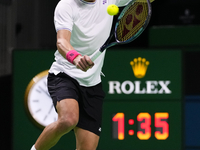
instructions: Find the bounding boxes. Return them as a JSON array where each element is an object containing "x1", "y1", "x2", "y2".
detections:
[{"x1": 84, "y1": 0, "x2": 96, "y2": 2}]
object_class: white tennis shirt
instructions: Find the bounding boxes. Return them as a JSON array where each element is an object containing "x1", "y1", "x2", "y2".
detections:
[{"x1": 49, "y1": 0, "x2": 131, "y2": 87}]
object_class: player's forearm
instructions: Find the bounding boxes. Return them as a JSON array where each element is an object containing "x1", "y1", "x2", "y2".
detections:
[
  {"x1": 56, "y1": 29, "x2": 74, "y2": 59},
  {"x1": 57, "y1": 38, "x2": 74, "y2": 58}
]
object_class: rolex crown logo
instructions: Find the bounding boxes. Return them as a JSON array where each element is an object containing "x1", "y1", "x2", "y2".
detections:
[{"x1": 130, "y1": 57, "x2": 150, "y2": 78}]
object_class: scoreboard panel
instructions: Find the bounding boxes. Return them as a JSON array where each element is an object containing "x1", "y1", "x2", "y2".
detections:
[{"x1": 98, "y1": 49, "x2": 182, "y2": 150}]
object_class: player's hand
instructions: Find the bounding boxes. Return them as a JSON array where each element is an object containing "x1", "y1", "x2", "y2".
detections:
[{"x1": 73, "y1": 55, "x2": 94, "y2": 72}]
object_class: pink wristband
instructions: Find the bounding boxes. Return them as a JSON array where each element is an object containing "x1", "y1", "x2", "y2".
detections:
[{"x1": 66, "y1": 50, "x2": 81, "y2": 64}]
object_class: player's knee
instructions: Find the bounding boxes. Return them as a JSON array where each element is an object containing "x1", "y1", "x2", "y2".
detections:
[{"x1": 57, "y1": 116, "x2": 78, "y2": 133}]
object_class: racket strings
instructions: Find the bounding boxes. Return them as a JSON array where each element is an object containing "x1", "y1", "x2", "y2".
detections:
[{"x1": 116, "y1": 2, "x2": 148, "y2": 42}]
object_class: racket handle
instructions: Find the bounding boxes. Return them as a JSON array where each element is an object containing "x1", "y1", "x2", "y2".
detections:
[{"x1": 90, "y1": 50, "x2": 102, "y2": 62}]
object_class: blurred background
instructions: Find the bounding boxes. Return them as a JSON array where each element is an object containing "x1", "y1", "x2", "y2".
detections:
[{"x1": 1, "y1": 0, "x2": 200, "y2": 149}]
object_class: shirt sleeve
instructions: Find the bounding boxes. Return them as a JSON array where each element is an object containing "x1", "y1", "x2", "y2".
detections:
[
  {"x1": 54, "y1": 1, "x2": 73, "y2": 32},
  {"x1": 115, "y1": 0, "x2": 132, "y2": 7}
]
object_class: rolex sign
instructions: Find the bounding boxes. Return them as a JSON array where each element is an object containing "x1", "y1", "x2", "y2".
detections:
[{"x1": 102, "y1": 50, "x2": 182, "y2": 101}]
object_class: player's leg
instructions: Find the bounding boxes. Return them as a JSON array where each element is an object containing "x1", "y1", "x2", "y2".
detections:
[
  {"x1": 34, "y1": 98, "x2": 79, "y2": 150},
  {"x1": 74, "y1": 127, "x2": 99, "y2": 150},
  {"x1": 73, "y1": 83, "x2": 105, "y2": 150}
]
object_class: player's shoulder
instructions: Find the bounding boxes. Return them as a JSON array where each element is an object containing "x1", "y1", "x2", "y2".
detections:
[{"x1": 56, "y1": 0, "x2": 80, "y2": 13}]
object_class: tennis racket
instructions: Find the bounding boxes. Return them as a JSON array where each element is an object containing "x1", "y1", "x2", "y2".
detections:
[{"x1": 90, "y1": 0, "x2": 152, "y2": 61}]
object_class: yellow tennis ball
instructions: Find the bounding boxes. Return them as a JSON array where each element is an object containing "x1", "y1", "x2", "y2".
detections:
[{"x1": 107, "y1": 4, "x2": 119, "y2": 16}]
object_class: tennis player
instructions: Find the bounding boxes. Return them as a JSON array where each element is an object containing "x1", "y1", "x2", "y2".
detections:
[{"x1": 31, "y1": 0, "x2": 131, "y2": 149}]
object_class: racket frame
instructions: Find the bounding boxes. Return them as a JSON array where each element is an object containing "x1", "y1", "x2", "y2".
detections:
[{"x1": 91, "y1": 0, "x2": 152, "y2": 61}]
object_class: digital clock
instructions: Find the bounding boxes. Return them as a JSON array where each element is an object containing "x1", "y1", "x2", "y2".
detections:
[
  {"x1": 98, "y1": 101, "x2": 182, "y2": 150},
  {"x1": 112, "y1": 112, "x2": 169, "y2": 141}
]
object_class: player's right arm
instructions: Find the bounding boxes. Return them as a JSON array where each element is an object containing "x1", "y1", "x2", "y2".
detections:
[
  {"x1": 56, "y1": 29, "x2": 94, "y2": 72},
  {"x1": 56, "y1": 30, "x2": 73, "y2": 57}
]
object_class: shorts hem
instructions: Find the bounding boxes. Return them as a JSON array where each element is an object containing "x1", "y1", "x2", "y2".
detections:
[{"x1": 76, "y1": 124, "x2": 100, "y2": 136}]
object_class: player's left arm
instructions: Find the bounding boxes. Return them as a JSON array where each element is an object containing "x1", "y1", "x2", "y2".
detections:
[{"x1": 115, "y1": 0, "x2": 132, "y2": 6}]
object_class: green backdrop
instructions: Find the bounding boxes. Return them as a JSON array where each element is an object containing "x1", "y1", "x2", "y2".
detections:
[{"x1": 13, "y1": 49, "x2": 182, "y2": 150}]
